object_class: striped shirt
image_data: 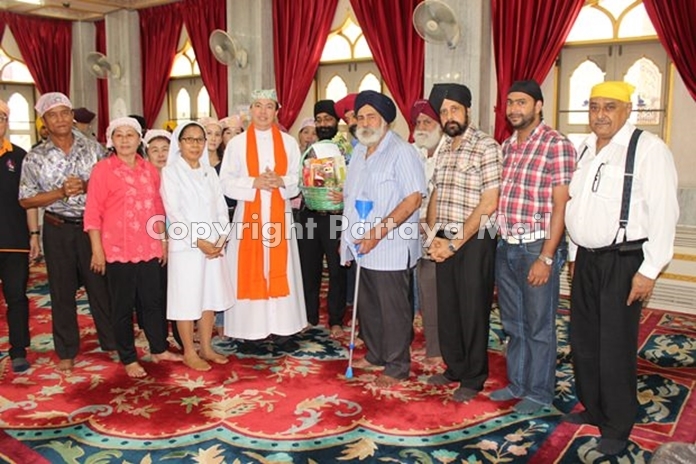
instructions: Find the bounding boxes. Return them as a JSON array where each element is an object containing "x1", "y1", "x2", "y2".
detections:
[
  {"x1": 432, "y1": 125, "x2": 502, "y2": 229},
  {"x1": 499, "y1": 122, "x2": 576, "y2": 238},
  {"x1": 340, "y1": 130, "x2": 426, "y2": 271}
]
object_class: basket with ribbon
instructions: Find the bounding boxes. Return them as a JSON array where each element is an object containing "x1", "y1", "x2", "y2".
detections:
[{"x1": 299, "y1": 140, "x2": 346, "y2": 211}]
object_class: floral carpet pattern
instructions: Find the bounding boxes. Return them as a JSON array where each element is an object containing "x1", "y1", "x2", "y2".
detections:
[{"x1": 1, "y1": 264, "x2": 695, "y2": 463}]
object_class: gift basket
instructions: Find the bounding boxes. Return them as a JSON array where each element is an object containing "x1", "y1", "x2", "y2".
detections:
[{"x1": 299, "y1": 140, "x2": 347, "y2": 211}]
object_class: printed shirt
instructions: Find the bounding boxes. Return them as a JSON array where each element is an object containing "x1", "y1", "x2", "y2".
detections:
[
  {"x1": 84, "y1": 155, "x2": 165, "y2": 263},
  {"x1": 499, "y1": 122, "x2": 576, "y2": 239},
  {"x1": 19, "y1": 131, "x2": 105, "y2": 217},
  {"x1": 340, "y1": 130, "x2": 426, "y2": 271},
  {"x1": 432, "y1": 125, "x2": 502, "y2": 229}
]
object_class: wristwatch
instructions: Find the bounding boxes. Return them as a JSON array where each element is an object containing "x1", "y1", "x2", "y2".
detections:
[
  {"x1": 448, "y1": 240, "x2": 457, "y2": 253},
  {"x1": 538, "y1": 254, "x2": 553, "y2": 266}
]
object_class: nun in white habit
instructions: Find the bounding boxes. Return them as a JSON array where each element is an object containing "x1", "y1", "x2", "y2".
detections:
[
  {"x1": 160, "y1": 121, "x2": 234, "y2": 371},
  {"x1": 219, "y1": 88, "x2": 307, "y2": 349}
]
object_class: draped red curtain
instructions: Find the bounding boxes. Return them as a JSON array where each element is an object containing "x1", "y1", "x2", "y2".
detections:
[
  {"x1": 350, "y1": 0, "x2": 424, "y2": 133},
  {"x1": 5, "y1": 13, "x2": 72, "y2": 96},
  {"x1": 95, "y1": 20, "x2": 109, "y2": 144},
  {"x1": 139, "y1": 3, "x2": 183, "y2": 128},
  {"x1": 183, "y1": 0, "x2": 228, "y2": 118},
  {"x1": 644, "y1": 0, "x2": 696, "y2": 102},
  {"x1": 272, "y1": 0, "x2": 338, "y2": 128},
  {"x1": 0, "y1": 13, "x2": 6, "y2": 44},
  {"x1": 491, "y1": 0, "x2": 584, "y2": 142}
]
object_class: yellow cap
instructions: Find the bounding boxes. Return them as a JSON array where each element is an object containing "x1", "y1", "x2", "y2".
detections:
[
  {"x1": 163, "y1": 120, "x2": 177, "y2": 132},
  {"x1": 590, "y1": 81, "x2": 635, "y2": 103},
  {"x1": 36, "y1": 116, "x2": 45, "y2": 131}
]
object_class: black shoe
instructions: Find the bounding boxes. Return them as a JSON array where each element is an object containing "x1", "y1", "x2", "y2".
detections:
[
  {"x1": 427, "y1": 373, "x2": 457, "y2": 386},
  {"x1": 452, "y1": 386, "x2": 478, "y2": 402},
  {"x1": 12, "y1": 357, "x2": 30, "y2": 373},
  {"x1": 275, "y1": 336, "x2": 299, "y2": 353},
  {"x1": 597, "y1": 438, "x2": 627, "y2": 455},
  {"x1": 561, "y1": 410, "x2": 595, "y2": 425}
]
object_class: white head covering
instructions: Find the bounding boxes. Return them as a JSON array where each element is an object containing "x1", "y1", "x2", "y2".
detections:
[
  {"x1": 105, "y1": 117, "x2": 142, "y2": 148},
  {"x1": 167, "y1": 120, "x2": 210, "y2": 168},
  {"x1": 199, "y1": 117, "x2": 222, "y2": 130},
  {"x1": 35, "y1": 92, "x2": 72, "y2": 117},
  {"x1": 143, "y1": 129, "x2": 171, "y2": 146}
]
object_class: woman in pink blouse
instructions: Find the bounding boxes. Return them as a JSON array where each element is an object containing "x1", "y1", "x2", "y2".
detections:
[{"x1": 84, "y1": 117, "x2": 182, "y2": 378}]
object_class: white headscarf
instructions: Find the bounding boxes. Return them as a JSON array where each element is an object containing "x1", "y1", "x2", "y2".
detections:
[
  {"x1": 165, "y1": 121, "x2": 211, "y2": 196},
  {"x1": 106, "y1": 117, "x2": 142, "y2": 149}
]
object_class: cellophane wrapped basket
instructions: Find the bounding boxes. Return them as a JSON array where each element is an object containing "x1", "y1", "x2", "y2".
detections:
[{"x1": 299, "y1": 140, "x2": 346, "y2": 211}]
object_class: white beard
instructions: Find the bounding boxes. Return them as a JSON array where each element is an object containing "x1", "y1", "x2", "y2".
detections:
[
  {"x1": 414, "y1": 128, "x2": 442, "y2": 151},
  {"x1": 356, "y1": 122, "x2": 387, "y2": 147}
]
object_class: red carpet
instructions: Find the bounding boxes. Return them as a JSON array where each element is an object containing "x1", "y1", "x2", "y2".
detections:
[{"x1": 1, "y1": 263, "x2": 695, "y2": 462}]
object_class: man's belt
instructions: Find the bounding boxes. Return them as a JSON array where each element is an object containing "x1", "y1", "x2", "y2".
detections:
[
  {"x1": 44, "y1": 211, "x2": 84, "y2": 226},
  {"x1": 504, "y1": 234, "x2": 545, "y2": 245},
  {"x1": 306, "y1": 209, "x2": 342, "y2": 216},
  {"x1": 582, "y1": 238, "x2": 647, "y2": 254}
]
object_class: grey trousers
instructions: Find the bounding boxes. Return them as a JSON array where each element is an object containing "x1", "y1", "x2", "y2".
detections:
[
  {"x1": 417, "y1": 258, "x2": 440, "y2": 358},
  {"x1": 357, "y1": 267, "x2": 414, "y2": 379}
]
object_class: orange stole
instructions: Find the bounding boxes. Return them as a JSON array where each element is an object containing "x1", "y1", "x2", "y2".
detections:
[{"x1": 237, "y1": 124, "x2": 290, "y2": 300}]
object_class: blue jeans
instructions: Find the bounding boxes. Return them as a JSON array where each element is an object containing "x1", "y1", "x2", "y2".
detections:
[{"x1": 495, "y1": 239, "x2": 567, "y2": 405}]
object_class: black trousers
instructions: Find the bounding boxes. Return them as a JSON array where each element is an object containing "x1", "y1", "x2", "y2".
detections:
[
  {"x1": 358, "y1": 267, "x2": 414, "y2": 379},
  {"x1": 106, "y1": 260, "x2": 168, "y2": 365},
  {"x1": 43, "y1": 220, "x2": 115, "y2": 359},
  {"x1": 436, "y1": 233, "x2": 496, "y2": 391},
  {"x1": 0, "y1": 252, "x2": 30, "y2": 359},
  {"x1": 298, "y1": 210, "x2": 347, "y2": 327},
  {"x1": 571, "y1": 246, "x2": 643, "y2": 441}
]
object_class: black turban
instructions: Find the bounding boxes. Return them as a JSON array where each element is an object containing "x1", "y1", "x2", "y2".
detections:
[
  {"x1": 508, "y1": 79, "x2": 544, "y2": 102},
  {"x1": 428, "y1": 83, "x2": 472, "y2": 111},
  {"x1": 354, "y1": 90, "x2": 397, "y2": 124},
  {"x1": 313, "y1": 100, "x2": 338, "y2": 120}
]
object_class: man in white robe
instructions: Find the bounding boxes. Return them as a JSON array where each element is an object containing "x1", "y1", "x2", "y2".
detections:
[{"x1": 220, "y1": 89, "x2": 307, "y2": 352}]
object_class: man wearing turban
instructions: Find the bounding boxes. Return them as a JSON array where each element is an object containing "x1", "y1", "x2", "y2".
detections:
[
  {"x1": 0, "y1": 100, "x2": 40, "y2": 372},
  {"x1": 220, "y1": 89, "x2": 307, "y2": 352},
  {"x1": 339, "y1": 90, "x2": 426, "y2": 387},
  {"x1": 19, "y1": 92, "x2": 116, "y2": 372},
  {"x1": 490, "y1": 80, "x2": 576, "y2": 414},
  {"x1": 410, "y1": 98, "x2": 444, "y2": 364},
  {"x1": 564, "y1": 81, "x2": 679, "y2": 455},
  {"x1": 425, "y1": 83, "x2": 502, "y2": 403}
]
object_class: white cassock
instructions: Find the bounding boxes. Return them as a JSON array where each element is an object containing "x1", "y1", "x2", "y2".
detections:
[
  {"x1": 219, "y1": 127, "x2": 307, "y2": 339},
  {"x1": 160, "y1": 123, "x2": 235, "y2": 320}
]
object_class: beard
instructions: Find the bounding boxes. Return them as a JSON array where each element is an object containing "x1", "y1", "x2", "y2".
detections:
[
  {"x1": 508, "y1": 112, "x2": 536, "y2": 130},
  {"x1": 316, "y1": 125, "x2": 338, "y2": 141},
  {"x1": 348, "y1": 124, "x2": 357, "y2": 137},
  {"x1": 414, "y1": 128, "x2": 442, "y2": 150},
  {"x1": 443, "y1": 119, "x2": 468, "y2": 137},
  {"x1": 356, "y1": 122, "x2": 387, "y2": 147}
]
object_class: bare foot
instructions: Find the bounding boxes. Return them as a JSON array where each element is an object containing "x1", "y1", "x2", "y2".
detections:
[
  {"x1": 151, "y1": 351, "x2": 184, "y2": 363},
  {"x1": 200, "y1": 350, "x2": 229, "y2": 364},
  {"x1": 330, "y1": 325, "x2": 344, "y2": 338},
  {"x1": 374, "y1": 374, "x2": 402, "y2": 388},
  {"x1": 352, "y1": 357, "x2": 383, "y2": 370},
  {"x1": 124, "y1": 362, "x2": 147, "y2": 378},
  {"x1": 56, "y1": 358, "x2": 74, "y2": 372},
  {"x1": 184, "y1": 355, "x2": 211, "y2": 371}
]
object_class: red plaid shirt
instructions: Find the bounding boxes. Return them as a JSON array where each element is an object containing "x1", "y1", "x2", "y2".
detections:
[{"x1": 499, "y1": 122, "x2": 576, "y2": 238}]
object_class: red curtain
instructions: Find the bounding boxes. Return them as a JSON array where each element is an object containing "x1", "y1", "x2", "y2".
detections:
[
  {"x1": 644, "y1": 0, "x2": 696, "y2": 102},
  {"x1": 95, "y1": 20, "x2": 109, "y2": 144},
  {"x1": 272, "y1": 0, "x2": 338, "y2": 128},
  {"x1": 139, "y1": 3, "x2": 183, "y2": 128},
  {"x1": 5, "y1": 13, "x2": 72, "y2": 96},
  {"x1": 350, "y1": 0, "x2": 425, "y2": 133},
  {"x1": 183, "y1": 0, "x2": 228, "y2": 118},
  {"x1": 491, "y1": 0, "x2": 584, "y2": 142},
  {"x1": 0, "y1": 13, "x2": 6, "y2": 44}
]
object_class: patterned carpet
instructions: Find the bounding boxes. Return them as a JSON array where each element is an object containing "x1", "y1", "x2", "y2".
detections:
[{"x1": 1, "y1": 263, "x2": 696, "y2": 463}]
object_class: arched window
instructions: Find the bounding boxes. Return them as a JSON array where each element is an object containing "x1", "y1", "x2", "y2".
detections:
[
  {"x1": 0, "y1": 46, "x2": 36, "y2": 150},
  {"x1": 317, "y1": 16, "x2": 382, "y2": 103},
  {"x1": 558, "y1": 0, "x2": 666, "y2": 146},
  {"x1": 168, "y1": 37, "x2": 213, "y2": 124}
]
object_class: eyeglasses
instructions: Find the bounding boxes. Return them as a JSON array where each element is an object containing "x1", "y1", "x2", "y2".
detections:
[
  {"x1": 180, "y1": 137, "x2": 206, "y2": 145},
  {"x1": 591, "y1": 163, "x2": 605, "y2": 193}
]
